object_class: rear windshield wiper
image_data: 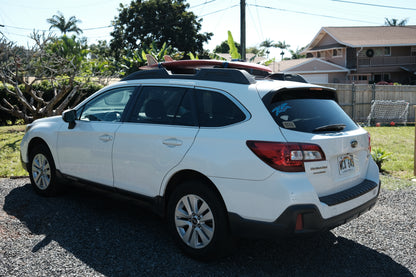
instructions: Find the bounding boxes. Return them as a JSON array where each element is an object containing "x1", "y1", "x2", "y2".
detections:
[{"x1": 313, "y1": 124, "x2": 346, "y2": 132}]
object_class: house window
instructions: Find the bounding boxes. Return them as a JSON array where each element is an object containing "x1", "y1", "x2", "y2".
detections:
[
  {"x1": 317, "y1": 52, "x2": 321, "y2": 58},
  {"x1": 348, "y1": 75, "x2": 369, "y2": 81},
  {"x1": 384, "y1": 47, "x2": 391, "y2": 56},
  {"x1": 411, "y1": 46, "x2": 416, "y2": 56},
  {"x1": 332, "y1": 49, "x2": 342, "y2": 57},
  {"x1": 374, "y1": 74, "x2": 391, "y2": 83}
]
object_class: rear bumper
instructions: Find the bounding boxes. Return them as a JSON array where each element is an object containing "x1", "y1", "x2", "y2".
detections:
[{"x1": 228, "y1": 180, "x2": 380, "y2": 239}]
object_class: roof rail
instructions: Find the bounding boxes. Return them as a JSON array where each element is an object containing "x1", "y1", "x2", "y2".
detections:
[{"x1": 121, "y1": 68, "x2": 256, "y2": 85}]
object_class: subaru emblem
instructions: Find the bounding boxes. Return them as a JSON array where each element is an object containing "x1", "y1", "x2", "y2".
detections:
[{"x1": 351, "y1": 140, "x2": 358, "y2": 148}]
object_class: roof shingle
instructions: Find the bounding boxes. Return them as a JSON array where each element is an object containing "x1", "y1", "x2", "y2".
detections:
[{"x1": 321, "y1": 26, "x2": 416, "y2": 47}]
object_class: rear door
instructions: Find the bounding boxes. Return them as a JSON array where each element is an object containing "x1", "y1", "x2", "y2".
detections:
[
  {"x1": 263, "y1": 88, "x2": 371, "y2": 197},
  {"x1": 112, "y1": 85, "x2": 199, "y2": 197}
]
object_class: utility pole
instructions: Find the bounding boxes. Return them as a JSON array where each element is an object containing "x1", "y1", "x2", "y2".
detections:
[{"x1": 240, "y1": 0, "x2": 246, "y2": 61}]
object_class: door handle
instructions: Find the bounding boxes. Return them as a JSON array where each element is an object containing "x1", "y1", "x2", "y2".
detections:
[
  {"x1": 163, "y1": 138, "x2": 183, "y2": 147},
  {"x1": 99, "y1": 134, "x2": 113, "y2": 142}
]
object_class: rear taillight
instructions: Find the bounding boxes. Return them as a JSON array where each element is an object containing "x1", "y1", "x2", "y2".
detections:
[{"x1": 246, "y1": 141, "x2": 326, "y2": 172}]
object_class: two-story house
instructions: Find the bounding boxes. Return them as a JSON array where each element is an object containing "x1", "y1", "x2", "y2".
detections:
[{"x1": 273, "y1": 26, "x2": 416, "y2": 84}]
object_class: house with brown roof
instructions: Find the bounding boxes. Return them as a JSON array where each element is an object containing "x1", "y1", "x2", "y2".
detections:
[{"x1": 272, "y1": 26, "x2": 416, "y2": 84}]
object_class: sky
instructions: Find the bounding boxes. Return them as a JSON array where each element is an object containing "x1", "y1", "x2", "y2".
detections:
[{"x1": 1, "y1": 0, "x2": 415, "y2": 59}]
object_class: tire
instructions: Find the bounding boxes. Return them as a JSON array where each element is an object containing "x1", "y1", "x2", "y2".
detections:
[
  {"x1": 28, "y1": 143, "x2": 59, "y2": 196},
  {"x1": 167, "y1": 180, "x2": 233, "y2": 260}
]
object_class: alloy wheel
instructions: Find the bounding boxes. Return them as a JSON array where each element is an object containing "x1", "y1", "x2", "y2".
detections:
[
  {"x1": 31, "y1": 153, "x2": 51, "y2": 190},
  {"x1": 174, "y1": 194, "x2": 215, "y2": 249}
]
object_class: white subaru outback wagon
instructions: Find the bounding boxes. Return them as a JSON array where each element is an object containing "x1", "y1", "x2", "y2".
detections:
[{"x1": 20, "y1": 68, "x2": 380, "y2": 260}]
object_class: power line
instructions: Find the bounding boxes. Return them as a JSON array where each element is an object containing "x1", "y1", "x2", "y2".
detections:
[
  {"x1": 200, "y1": 4, "x2": 239, "y2": 17},
  {"x1": 0, "y1": 23, "x2": 114, "y2": 45},
  {"x1": 248, "y1": 4, "x2": 380, "y2": 25},
  {"x1": 253, "y1": 0, "x2": 264, "y2": 41},
  {"x1": 2, "y1": 24, "x2": 41, "y2": 31},
  {"x1": 246, "y1": 3, "x2": 263, "y2": 44},
  {"x1": 331, "y1": 0, "x2": 416, "y2": 11},
  {"x1": 190, "y1": 0, "x2": 217, "y2": 9},
  {"x1": 4, "y1": 0, "x2": 119, "y2": 11},
  {"x1": 2, "y1": 24, "x2": 112, "y2": 32},
  {"x1": 1, "y1": 30, "x2": 32, "y2": 38},
  {"x1": 83, "y1": 25, "x2": 112, "y2": 31}
]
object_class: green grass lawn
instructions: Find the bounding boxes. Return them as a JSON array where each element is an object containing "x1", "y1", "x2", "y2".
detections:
[
  {"x1": 365, "y1": 126, "x2": 414, "y2": 180},
  {"x1": 364, "y1": 126, "x2": 415, "y2": 190},
  {"x1": 0, "y1": 125, "x2": 415, "y2": 189},
  {"x1": 0, "y1": 125, "x2": 27, "y2": 178}
]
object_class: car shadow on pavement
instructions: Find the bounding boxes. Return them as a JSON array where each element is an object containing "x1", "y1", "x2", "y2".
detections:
[{"x1": 4, "y1": 182, "x2": 413, "y2": 277}]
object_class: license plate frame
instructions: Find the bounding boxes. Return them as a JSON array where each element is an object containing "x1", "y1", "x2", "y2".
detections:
[{"x1": 338, "y1": 154, "x2": 355, "y2": 175}]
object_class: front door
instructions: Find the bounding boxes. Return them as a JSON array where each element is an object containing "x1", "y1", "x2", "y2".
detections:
[{"x1": 57, "y1": 87, "x2": 136, "y2": 186}]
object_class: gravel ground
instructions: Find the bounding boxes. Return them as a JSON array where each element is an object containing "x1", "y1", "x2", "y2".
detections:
[{"x1": 0, "y1": 178, "x2": 414, "y2": 277}]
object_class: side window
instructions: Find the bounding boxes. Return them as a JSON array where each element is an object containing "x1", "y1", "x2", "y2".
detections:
[
  {"x1": 128, "y1": 86, "x2": 197, "y2": 126},
  {"x1": 195, "y1": 89, "x2": 246, "y2": 127},
  {"x1": 80, "y1": 87, "x2": 135, "y2": 122}
]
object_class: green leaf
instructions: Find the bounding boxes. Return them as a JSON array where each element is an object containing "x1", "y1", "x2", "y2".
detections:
[
  {"x1": 141, "y1": 50, "x2": 147, "y2": 61},
  {"x1": 189, "y1": 52, "x2": 199, "y2": 60},
  {"x1": 227, "y1": 31, "x2": 241, "y2": 60}
]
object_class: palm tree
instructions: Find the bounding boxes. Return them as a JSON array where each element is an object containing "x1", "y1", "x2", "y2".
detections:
[
  {"x1": 289, "y1": 46, "x2": 306, "y2": 60},
  {"x1": 384, "y1": 18, "x2": 408, "y2": 26},
  {"x1": 274, "y1": 40, "x2": 290, "y2": 60},
  {"x1": 274, "y1": 40, "x2": 290, "y2": 51},
  {"x1": 260, "y1": 39, "x2": 275, "y2": 49},
  {"x1": 47, "y1": 12, "x2": 83, "y2": 35},
  {"x1": 260, "y1": 39, "x2": 290, "y2": 59},
  {"x1": 260, "y1": 39, "x2": 275, "y2": 57}
]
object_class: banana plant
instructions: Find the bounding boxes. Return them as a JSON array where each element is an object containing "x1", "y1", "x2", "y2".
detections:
[
  {"x1": 227, "y1": 31, "x2": 241, "y2": 60},
  {"x1": 121, "y1": 42, "x2": 184, "y2": 74},
  {"x1": 188, "y1": 52, "x2": 199, "y2": 60}
]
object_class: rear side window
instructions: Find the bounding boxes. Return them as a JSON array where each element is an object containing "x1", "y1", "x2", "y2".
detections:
[
  {"x1": 195, "y1": 89, "x2": 246, "y2": 127},
  {"x1": 264, "y1": 89, "x2": 358, "y2": 133}
]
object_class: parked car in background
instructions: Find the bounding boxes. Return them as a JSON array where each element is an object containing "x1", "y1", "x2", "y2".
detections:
[{"x1": 266, "y1": 72, "x2": 308, "y2": 83}]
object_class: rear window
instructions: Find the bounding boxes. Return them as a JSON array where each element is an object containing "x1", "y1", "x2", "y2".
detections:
[{"x1": 264, "y1": 89, "x2": 358, "y2": 133}]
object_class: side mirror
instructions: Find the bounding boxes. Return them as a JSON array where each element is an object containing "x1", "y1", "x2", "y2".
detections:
[{"x1": 62, "y1": 109, "x2": 77, "y2": 129}]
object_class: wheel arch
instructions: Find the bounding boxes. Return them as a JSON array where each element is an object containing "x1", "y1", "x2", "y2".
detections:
[
  {"x1": 26, "y1": 136, "x2": 60, "y2": 173},
  {"x1": 28, "y1": 137, "x2": 52, "y2": 159},
  {"x1": 27, "y1": 136, "x2": 61, "y2": 196},
  {"x1": 163, "y1": 169, "x2": 235, "y2": 259},
  {"x1": 162, "y1": 170, "x2": 228, "y2": 216}
]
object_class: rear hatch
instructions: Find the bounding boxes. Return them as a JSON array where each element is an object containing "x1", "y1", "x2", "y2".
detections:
[{"x1": 262, "y1": 87, "x2": 371, "y2": 197}]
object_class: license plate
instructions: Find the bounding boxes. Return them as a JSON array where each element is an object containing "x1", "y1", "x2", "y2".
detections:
[{"x1": 338, "y1": 154, "x2": 355, "y2": 174}]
